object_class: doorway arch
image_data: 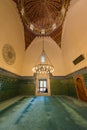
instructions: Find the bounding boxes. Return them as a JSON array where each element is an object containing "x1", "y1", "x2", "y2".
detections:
[{"x1": 74, "y1": 75, "x2": 87, "y2": 101}]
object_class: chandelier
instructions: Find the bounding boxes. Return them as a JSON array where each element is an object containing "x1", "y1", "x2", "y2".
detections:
[{"x1": 32, "y1": 37, "x2": 54, "y2": 74}]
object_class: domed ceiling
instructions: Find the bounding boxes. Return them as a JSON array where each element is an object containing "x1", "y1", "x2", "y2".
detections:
[{"x1": 13, "y1": 0, "x2": 70, "y2": 49}]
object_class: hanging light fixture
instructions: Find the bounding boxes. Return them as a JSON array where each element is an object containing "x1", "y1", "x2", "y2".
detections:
[{"x1": 32, "y1": 37, "x2": 54, "y2": 74}]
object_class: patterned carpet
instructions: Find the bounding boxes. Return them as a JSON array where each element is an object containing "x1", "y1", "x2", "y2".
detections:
[{"x1": 0, "y1": 96, "x2": 87, "y2": 130}]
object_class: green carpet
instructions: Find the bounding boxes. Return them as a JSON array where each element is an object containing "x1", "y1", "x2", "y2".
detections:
[{"x1": 0, "y1": 96, "x2": 87, "y2": 130}]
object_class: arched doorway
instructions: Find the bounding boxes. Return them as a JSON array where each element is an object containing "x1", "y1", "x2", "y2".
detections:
[{"x1": 74, "y1": 75, "x2": 87, "y2": 101}]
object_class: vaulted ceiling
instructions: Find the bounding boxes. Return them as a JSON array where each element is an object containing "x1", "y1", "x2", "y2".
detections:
[{"x1": 13, "y1": 0, "x2": 70, "y2": 49}]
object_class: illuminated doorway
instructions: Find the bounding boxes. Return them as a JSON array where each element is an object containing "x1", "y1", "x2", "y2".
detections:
[
  {"x1": 39, "y1": 79, "x2": 48, "y2": 93},
  {"x1": 36, "y1": 74, "x2": 51, "y2": 96}
]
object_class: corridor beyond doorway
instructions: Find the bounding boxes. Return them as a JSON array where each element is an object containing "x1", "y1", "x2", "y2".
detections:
[{"x1": 0, "y1": 96, "x2": 87, "y2": 130}]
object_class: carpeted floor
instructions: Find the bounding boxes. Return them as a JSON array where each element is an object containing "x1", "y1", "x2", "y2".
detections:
[{"x1": 0, "y1": 96, "x2": 87, "y2": 130}]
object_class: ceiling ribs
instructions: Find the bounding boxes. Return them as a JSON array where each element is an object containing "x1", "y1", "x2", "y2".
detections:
[{"x1": 13, "y1": 0, "x2": 70, "y2": 49}]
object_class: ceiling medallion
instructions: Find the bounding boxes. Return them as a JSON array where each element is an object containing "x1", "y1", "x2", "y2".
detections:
[
  {"x1": 19, "y1": 0, "x2": 69, "y2": 35},
  {"x1": 2, "y1": 44, "x2": 16, "y2": 65}
]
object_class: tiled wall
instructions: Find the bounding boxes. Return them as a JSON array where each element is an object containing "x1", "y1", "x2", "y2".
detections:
[
  {"x1": 0, "y1": 68, "x2": 36, "y2": 102},
  {"x1": 83, "y1": 73, "x2": 87, "y2": 88},
  {"x1": 0, "y1": 73, "x2": 20, "y2": 102},
  {"x1": 0, "y1": 70, "x2": 77, "y2": 101},
  {"x1": 2, "y1": 67, "x2": 87, "y2": 102},
  {"x1": 18, "y1": 78, "x2": 35, "y2": 96},
  {"x1": 50, "y1": 77, "x2": 77, "y2": 97}
]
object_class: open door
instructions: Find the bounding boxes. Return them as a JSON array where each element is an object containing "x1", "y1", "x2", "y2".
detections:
[{"x1": 74, "y1": 75, "x2": 87, "y2": 101}]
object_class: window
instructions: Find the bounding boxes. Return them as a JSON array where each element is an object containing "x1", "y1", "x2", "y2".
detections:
[{"x1": 39, "y1": 79, "x2": 47, "y2": 93}]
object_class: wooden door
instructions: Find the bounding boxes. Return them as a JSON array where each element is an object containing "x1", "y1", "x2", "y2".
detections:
[{"x1": 74, "y1": 75, "x2": 87, "y2": 101}]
